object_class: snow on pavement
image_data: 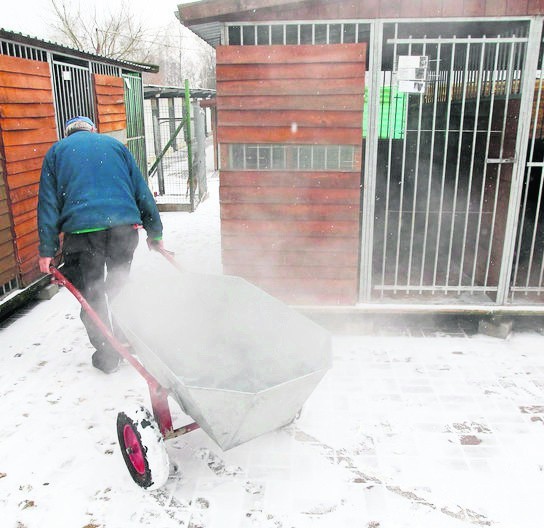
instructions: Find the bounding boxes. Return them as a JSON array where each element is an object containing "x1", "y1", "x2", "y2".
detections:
[{"x1": 1, "y1": 175, "x2": 544, "y2": 527}]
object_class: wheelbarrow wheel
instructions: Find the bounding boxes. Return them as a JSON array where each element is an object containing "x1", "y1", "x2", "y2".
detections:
[{"x1": 116, "y1": 405, "x2": 170, "y2": 490}]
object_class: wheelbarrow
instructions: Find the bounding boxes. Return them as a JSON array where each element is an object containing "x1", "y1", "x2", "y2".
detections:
[{"x1": 49, "y1": 250, "x2": 331, "y2": 490}]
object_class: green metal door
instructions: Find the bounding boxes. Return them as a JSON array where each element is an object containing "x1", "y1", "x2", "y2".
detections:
[{"x1": 122, "y1": 72, "x2": 147, "y2": 178}]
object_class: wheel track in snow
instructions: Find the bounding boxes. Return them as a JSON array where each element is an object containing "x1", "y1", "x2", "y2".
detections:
[{"x1": 292, "y1": 427, "x2": 493, "y2": 526}]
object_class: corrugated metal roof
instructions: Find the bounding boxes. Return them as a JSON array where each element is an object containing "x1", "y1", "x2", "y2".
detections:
[
  {"x1": 175, "y1": 0, "x2": 544, "y2": 48},
  {"x1": 0, "y1": 28, "x2": 159, "y2": 73},
  {"x1": 144, "y1": 84, "x2": 216, "y2": 100},
  {"x1": 176, "y1": 0, "x2": 311, "y2": 47},
  {"x1": 177, "y1": 0, "x2": 307, "y2": 25},
  {"x1": 185, "y1": 22, "x2": 223, "y2": 48}
]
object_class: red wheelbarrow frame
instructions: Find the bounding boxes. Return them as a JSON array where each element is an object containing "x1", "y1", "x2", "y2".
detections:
[{"x1": 49, "y1": 259, "x2": 199, "y2": 442}]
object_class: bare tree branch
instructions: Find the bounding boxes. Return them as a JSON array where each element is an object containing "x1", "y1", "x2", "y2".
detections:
[
  {"x1": 48, "y1": 0, "x2": 160, "y2": 61},
  {"x1": 48, "y1": 0, "x2": 216, "y2": 88}
]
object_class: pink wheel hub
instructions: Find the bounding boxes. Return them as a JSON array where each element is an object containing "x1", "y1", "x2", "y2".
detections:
[{"x1": 123, "y1": 425, "x2": 145, "y2": 475}]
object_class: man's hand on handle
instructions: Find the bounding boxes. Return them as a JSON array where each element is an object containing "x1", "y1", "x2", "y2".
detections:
[
  {"x1": 40, "y1": 237, "x2": 166, "y2": 275},
  {"x1": 146, "y1": 238, "x2": 165, "y2": 251},
  {"x1": 39, "y1": 256, "x2": 52, "y2": 274}
]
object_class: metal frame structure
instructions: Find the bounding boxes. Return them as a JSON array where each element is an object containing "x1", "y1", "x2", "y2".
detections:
[
  {"x1": 225, "y1": 20, "x2": 370, "y2": 45},
  {"x1": 219, "y1": 16, "x2": 544, "y2": 308},
  {"x1": 0, "y1": 29, "x2": 154, "y2": 157},
  {"x1": 370, "y1": 25, "x2": 523, "y2": 301},
  {"x1": 123, "y1": 72, "x2": 148, "y2": 177},
  {"x1": 362, "y1": 18, "x2": 544, "y2": 307},
  {"x1": 143, "y1": 83, "x2": 213, "y2": 212},
  {"x1": 506, "y1": 19, "x2": 544, "y2": 303},
  {"x1": 0, "y1": 30, "x2": 155, "y2": 300},
  {"x1": 50, "y1": 58, "x2": 96, "y2": 138}
]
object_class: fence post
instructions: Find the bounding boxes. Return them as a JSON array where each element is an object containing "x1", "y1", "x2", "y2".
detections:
[
  {"x1": 150, "y1": 97, "x2": 165, "y2": 195},
  {"x1": 192, "y1": 101, "x2": 207, "y2": 200},
  {"x1": 183, "y1": 80, "x2": 194, "y2": 211},
  {"x1": 168, "y1": 98, "x2": 178, "y2": 152},
  {"x1": 495, "y1": 17, "x2": 544, "y2": 304}
]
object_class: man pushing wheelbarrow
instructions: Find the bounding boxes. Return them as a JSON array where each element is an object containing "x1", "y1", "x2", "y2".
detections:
[
  {"x1": 37, "y1": 116, "x2": 164, "y2": 374},
  {"x1": 37, "y1": 116, "x2": 332, "y2": 490}
]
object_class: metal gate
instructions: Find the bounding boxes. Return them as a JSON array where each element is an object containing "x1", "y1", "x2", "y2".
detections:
[
  {"x1": 50, "y1": 59, "x2": 95, "y2": 137},
  {"x1": 509, "y1": 28, "x2": 544, "y2": 303},
  {"x1": 123, "y1": 72, "x2": 147, "y2": 177},
  {"x1": 362, "y1": 19, "x2": 543, "y2": 305},
  {"x1": 144, "y1": 83, "x2": 210, "y2": 212}
]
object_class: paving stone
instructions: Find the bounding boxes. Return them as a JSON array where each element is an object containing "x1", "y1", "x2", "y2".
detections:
[
  {"x1": 478, "y1": 316, "x2": 513, "y2": 339},
  {"x1": 35, "y1": 283, "x2": 59, "y2": 301}
]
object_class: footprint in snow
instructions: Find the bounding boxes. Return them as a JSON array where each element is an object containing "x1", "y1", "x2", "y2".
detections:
[{"x1": 196, "y1": 448, "x2": 243, "y2": 477}]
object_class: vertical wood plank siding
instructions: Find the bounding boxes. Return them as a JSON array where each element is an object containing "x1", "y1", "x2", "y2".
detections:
[
  {"x1": 93, "y1": 74, "x2": 126, "y2": 134},
  {"x1": 0, "y1": 55, "x2": 57, "y2": 286},
  {"x1": 217, "y1": 43, "x2": 365, "y2": 305}
]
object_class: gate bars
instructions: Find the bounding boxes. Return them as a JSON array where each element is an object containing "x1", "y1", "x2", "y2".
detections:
[
  {"x1": 508, "y1": 21, "x2": 544, "y2": 303},
  {"x1": 123, "y1": 72, "x2": 147, "y2": 179},
  {"x1": 360, "y1": 17, "x2": 544, "y2": 306},
  {"x1": 144, "y1": 81, "x2": 208, "y2": 212},
  {"x1": 51, "y1": 60, "x2": 95, "y2": 138}
]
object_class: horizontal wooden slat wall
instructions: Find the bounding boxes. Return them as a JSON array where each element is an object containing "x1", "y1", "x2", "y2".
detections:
[
  {"x1": 217, "y1": 43, "x2": 365, "y2": 305},
  {"x1": 0, "y1": 135, "x2": 17, "y2": 289},
  {"x1": 93, "y1": 74, "x2": 126, "y2": 134},
  {"x1": 0, "y1": 54, "x2": 58, "y2": 286}
]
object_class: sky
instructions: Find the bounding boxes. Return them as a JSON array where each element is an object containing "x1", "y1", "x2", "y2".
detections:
[{"x1": 2, "y1": 0, "x2": 197, "y2": 40}]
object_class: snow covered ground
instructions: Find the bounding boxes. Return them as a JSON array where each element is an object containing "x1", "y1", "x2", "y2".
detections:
[{"x1": 2, "y1": 171, "x2": 544, "y2": 528}]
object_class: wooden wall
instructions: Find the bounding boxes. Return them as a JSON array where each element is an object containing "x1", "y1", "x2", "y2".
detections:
[
  {"x1": 93, "y1": 74, "x2": 126, "y2": 134},
  {"x1": 0, "y1": 55, "x2": 57, "y2": 286},
  {"x1": 0, "y1": 61, "x2": 131, "y2": 292},
  {"x1": 0, "y1": 132, "x2": 17, "y2": 289},
  {"x1": 217, "y1": 43, "x2": 365, "y2": 305}
]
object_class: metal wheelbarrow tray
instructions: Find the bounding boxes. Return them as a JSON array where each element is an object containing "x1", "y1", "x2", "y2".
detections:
[{"x1": 51, "y1": 256, "x2": 331, "y2": 490}]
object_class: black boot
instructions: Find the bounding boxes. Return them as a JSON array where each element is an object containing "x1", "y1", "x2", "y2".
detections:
[{"x1": 92, "y1": 350, "x2": 120, "y2": 374}]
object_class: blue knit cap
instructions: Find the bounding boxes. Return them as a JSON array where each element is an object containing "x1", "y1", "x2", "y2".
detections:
[{"x1": 65, "y1": 116, "x2": 96, "y2": 135}]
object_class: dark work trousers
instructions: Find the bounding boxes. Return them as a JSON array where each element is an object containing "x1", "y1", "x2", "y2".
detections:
[{"x1": 62, "y1": 225, "x2": 139, "y2": 358}]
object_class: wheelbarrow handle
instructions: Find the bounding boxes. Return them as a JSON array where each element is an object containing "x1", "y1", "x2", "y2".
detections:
[
  {"x1": 156, "y1": 246, "x2": 183, "y2": 272},
  {"x1": 48, "y1": 266, "x2": 162, "y2": 389},
  {"x1": 48, "y1": 265, "x2": 198, "y2": 440}
]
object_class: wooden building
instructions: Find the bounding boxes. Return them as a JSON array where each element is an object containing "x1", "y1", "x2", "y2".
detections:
[
  {"x1": 178, "y1": 0, "x2": 544, "y2": 310},
  {"x1": 0, "y1": 29, "x2": 157, "y2": 303}
]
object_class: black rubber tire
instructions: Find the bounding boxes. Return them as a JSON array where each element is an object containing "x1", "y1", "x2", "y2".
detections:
[{"x1": 116, "y1": 406, "x2": 169, "y2": 490}]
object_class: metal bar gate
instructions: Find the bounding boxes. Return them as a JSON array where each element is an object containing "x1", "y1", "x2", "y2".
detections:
[
  {"x1": 361, "y1": 18, "x2": 544, "y2": 306},
  {"x1": 144, "y1": 83, "x2": 209, "y2": 213},
  {"x1": 123, "y1": 72, "x2": 147, "y2": 178},
  {"x1": 50, "y1": 59, "x2": 95, "y2": 138},
  {"x1": 508, "y1": 22, "x2": 544, "y2": 303}
]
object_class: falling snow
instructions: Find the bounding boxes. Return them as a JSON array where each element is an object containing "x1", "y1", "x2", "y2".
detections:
[{"x1": 1, "y1": 158, "x2": 544, "y2": 527}]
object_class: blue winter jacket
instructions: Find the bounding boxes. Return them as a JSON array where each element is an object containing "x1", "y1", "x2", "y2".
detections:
[{"x1": 38, "y1": 131, "x2": 163, "y2": 257}]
